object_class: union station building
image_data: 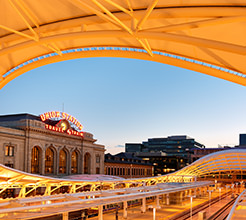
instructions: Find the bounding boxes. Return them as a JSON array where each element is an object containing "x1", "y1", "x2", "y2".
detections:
[{"x1": 0, "y1": 112, "x2": 105, "y2": 176}]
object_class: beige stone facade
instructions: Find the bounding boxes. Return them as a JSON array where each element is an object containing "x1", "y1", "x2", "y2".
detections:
[{"x1": 0, "y1": 114, "x2": 105, "y2": 176}]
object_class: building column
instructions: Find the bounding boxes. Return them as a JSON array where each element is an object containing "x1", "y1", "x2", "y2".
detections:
[
  {"x1": 179, "y1": 192, "x2": 183, "y2": 204},
  {"x1": 62, "y1": 212, "x2": 68, "y2": 220},
  {"x1": 156, "y1": 195, "x2": 160, "y2": 207},
  {"x1": 41, "y1": 147, "x2": 45, "y2": 175},
  {"x1": 123, "y1": 201, "x2": 127, "y2": 219},
  {"x1": 55, "y1": 148, "x2": 59, "y2": 175},
  {"x1": 199, "y1": 188, "x2": 202, "y2": 197},
  {"x1": 100, "y1": 153, "x2": 104, "y2": 174},
  {"x1": 98, "y1": 205, "x2": 103, "y2": 220},
  {"x1": 91, "y1": 151, "x2": 94, "y2": 174},
  {"x1": 142, "y1": 197, "x2": 146, "y2": 213},
  {"x1": 166, "y1": 194, "x2": 170, "y2": 205},
  {"x1": 194, "y1": 188, "x2": 197, "y2": 197},
  {"x1": 67, "y1": 151, "x2": 71, "y2": 175}
]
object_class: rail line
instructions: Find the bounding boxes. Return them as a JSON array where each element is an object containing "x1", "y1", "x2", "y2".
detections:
[
  {"x1": 169, "y1": 192, "x2": 237, "y2": 220},
  {"x1": 207, "y1": 197, "x2": 236, "y2": 220}
]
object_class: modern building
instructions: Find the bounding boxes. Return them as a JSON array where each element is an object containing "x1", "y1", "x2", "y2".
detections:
[
  {"x1": 0, "y1": 112, "x2": 105, "y2": 176},
  {"x1": 104, "y1": 152, "x2": 153, "y2": 178},
  {"x1": 239, "y1": 134, "x2": 246, "y2": 146},
  {"x1": 126, "y1": 135, "x2": 205, "y2": 176},
  {"x1": 134, "y1": 151, "x2": 187, "y2": 176}
]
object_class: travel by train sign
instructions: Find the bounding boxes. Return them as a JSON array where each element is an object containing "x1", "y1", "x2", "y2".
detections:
[{"x1": 40, "y1": 111, "x2": 83, "y2": 137}]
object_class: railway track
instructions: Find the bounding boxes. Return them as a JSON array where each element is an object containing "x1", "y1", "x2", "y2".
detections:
[
  {"x1": 207, "y1": 197, "x2": 237, "y2": 220},
  {"x1": 170, "y1": 193, "x2": 237, "y2": 220}
]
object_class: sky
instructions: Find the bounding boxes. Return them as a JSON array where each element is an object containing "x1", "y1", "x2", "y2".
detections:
[{"x1": 0, "y1": 57, "x2": 246, "y2": 154}]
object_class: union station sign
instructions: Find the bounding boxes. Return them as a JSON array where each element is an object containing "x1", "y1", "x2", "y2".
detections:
[{"x1": 40, "y1": 111, "x2": 83, "y2": 137}]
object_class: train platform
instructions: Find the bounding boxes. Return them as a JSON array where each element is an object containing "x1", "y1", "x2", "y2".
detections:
[{"x1": 89, "y1": 188, "x2": 240, "y2": 220}]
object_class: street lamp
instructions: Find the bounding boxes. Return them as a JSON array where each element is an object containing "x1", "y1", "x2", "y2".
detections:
[
  {"x1": 231, "y1": 183, "x2": 235, "y2": 198},
  {"x1": 153, "y1": 207, "x2": 156, "y2": 220},
  {"x1": 235, "y1": 182, "x2": 239, "y2": 193},
  {"x1": 225, "y1": 185, "x2": 230, "y2": 200},
  {"x1": 187, "y1": 195, "x2": 196, "y2": 220},
  {"x1": 215, "y1": 180, "x2": 217, "y2": 189},
  {"x1": 240, "y1": 181, "x2": 244, "y2": 191},
  {"x1": 226, "y1": 184, "x2": 230, "y2": 191},
  {"x1": 207, "y1": 189, "x2": 213, "y2": 214},
  {"x1": 147, "y1": 204, "x2": 161, "y2": 220},
  {"x1": 218, "y1": 187, "x2": 223, "y2": 203}
]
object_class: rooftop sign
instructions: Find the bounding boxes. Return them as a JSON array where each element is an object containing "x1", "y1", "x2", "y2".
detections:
[{"x1": 40, "y1": 111, "x2": 83, "y2": 137}]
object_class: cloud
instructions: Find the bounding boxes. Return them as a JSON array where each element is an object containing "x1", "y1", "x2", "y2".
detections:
[{"x1": 114, "y1": 145, "x2": 124, "y2": 148}]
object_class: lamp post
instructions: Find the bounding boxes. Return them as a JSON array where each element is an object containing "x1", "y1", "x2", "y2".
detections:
[
  {"x1": 240, "y1": 181, "x2": 244, "y2": 192},
  {"x1": 231, "y1": 183, "x2": 235, "y2": 198},
  {"x1": 235, "y1": 182, "x2": 239, "y2": 193},
  {"x1": 187, "y1": 195, "x2": 196, "y2": 220},
  {"x1": 218, "y1": 187, "x2": 223, "y2": 203},
  {"x1": 207, "y1": 189, "x2": 213, "y2": 214},
  {"x1": 225, "y1": 185, "x2": 230, "y2": 200},
  {"x1": 153, "y1": 207, "x2": 156, "y2": 220},
  {"x1": 226, "y1": 184, "x2": 230, "y2": 191}
]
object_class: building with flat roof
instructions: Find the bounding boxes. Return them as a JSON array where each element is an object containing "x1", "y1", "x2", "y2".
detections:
[
  {"x1": 240, "y1": 134, "x2": 246, "y2": 146},
  {"x1": 104, "y1": 152, "x2": 153, "y2": 178},
  {"x1": 0, "y1": 112, "x2": 105, "y2": 176}
]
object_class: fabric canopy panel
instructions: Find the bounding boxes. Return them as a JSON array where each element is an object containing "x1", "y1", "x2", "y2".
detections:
[
  {"x1": 174, "y1": 149, "x2": 246, "y2": 177},
  {"x1": 0, "y1": 0, "x2": 246, "y2": 88}
]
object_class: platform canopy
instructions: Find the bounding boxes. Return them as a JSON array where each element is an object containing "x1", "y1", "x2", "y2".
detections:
[
  {"x1": 0, "y1": 0, "x2": 246, "y2": 89},
  {"x1": 175, "y1": 149, "x2": 246, "y2": 178}
]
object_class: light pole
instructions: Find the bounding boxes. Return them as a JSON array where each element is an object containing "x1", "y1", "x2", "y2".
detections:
[
  {"x1": 218, "y1": 187, "x2": 223, "y2": 203},
  {"x1": 231, "y1": 183, "x2": 235, "y2": 197},
  {"x1": 153, "y1": 207, "x2": 156, "y2": 220},
  {"x1": 225, "y1": 185, "x2": 230, "y2": 200},
  {"x1": 187, "y1": 195, "x2": 196, "y2": 220},
  {"x1": 207, "y1": 189, "x2": 213, "y2": 214},
  {"x1": 235, "y1": 182, "x2": 239, "y2": 193},
  {"x1": 240, "y1": 181, "x2": 244, "y2": 192},
  {"x1": 226, "y1": 184, "x2": 230, "y2": 192}
]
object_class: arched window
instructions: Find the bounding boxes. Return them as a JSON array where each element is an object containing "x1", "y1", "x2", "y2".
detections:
[
  {"x1": 45, "y1": 147, "x2": 54, "y2": 174},
  {"x1": 71, "y1": 151, "x2": 78, "y2": 174},
  {"x1": 31, "y1": 146, "x2": 41, "y2": 174},
  {"x1": 59, "y1": 149, "x2": 67, "y2": 174},
  {"x1": 84, "y1": 153, "x2": 91, "y2": 174}
]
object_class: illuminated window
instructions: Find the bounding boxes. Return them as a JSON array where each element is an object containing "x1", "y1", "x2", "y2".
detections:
[
  {"x1": 31, "y1": 146, "x2": 40, "y2": 174},
  {"x1": 59, "y1": 149, "x2": 67, "y2": 174},
  {"x1": 5, "y1": 163, "x2": 14, "y2": 168},
  {"x1": 5, "y1": 146, "x2": 14, "y2": 156},
  {"x1": 71, "y1": 151, "x2": 78, "y2": 174},
  {"x1": 45, "y1": 147, "x2": 54, "y2": 174}
]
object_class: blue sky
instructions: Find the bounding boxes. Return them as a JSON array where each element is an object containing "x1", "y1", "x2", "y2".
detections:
[{"x1": 0, "y1": 57, "x2": 245, "y2": 154}]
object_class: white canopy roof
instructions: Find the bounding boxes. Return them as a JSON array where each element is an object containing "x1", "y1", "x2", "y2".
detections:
[
  {"x1": 175, "y1": 149, "x2": 246, "y2": 177},
  {"x1": 0, "y1": 0, "x2": 246, "y2": 89}
]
